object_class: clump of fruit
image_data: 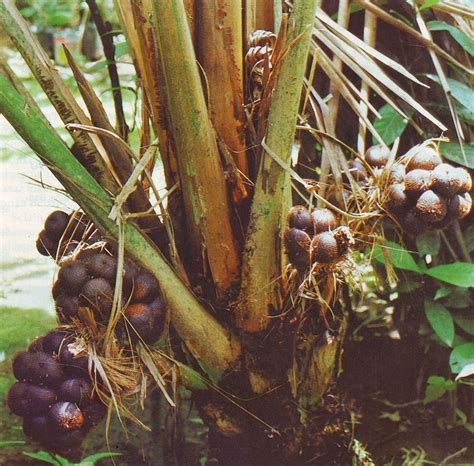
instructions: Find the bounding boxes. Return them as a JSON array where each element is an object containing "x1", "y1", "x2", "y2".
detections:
[
  {"x1": 52, "y1": 243, "x2": 166, "y2": 344},
  {"x1": 6, "y1": 328, "x2": 106, "y2": 453},
  {"x1": 36, "y1": 210, "x2": 101, "y2": 260},
  {"x1": 284, "y1": 205, "x2": 352, "y2": 270},
  {"x1": 378, "y1": 145, "x2": 472, "y2": 237}
]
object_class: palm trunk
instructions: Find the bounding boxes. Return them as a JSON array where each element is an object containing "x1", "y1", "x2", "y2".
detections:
[{"x1": 0, "y1": 0, "x2": 355, "y2": 463}]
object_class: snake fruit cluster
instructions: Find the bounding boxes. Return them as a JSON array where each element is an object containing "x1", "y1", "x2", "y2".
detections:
[
  {"x1": 7, "y1": 328, "x2": 106, "y2": 453},
  {"x1": 53, "y1": 245, "x2": 166, "y2": 345},
  {"x1": 284, "y1": 206, "x2": 351, "y2": 270},
  {"x1": 346, "y1": 145, "x2": 472, "y2": 237},
  {"x1": 366, "y1": 146, "x2": 473, "y2": 236},
  {"x1": 36, "y1": 210, "x2": 101, "y2": 260}
]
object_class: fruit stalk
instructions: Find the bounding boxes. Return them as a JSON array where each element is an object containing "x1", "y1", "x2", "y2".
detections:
[{"x1": 237, "y1": 0, "x2": 319, "y2": 332}]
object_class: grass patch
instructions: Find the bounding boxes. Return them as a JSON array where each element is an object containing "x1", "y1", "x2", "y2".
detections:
[
  {"x1": 0, "y1": 306, "x2": 55, "y2": 355},
  {"x1": 0, "y1": 306, "x2": 55, "y2": 460}
]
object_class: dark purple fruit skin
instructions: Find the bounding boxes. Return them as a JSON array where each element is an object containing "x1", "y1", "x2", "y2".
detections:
[
  {"x1": 23, "y1": 416, "x2": 52, "y2": 442},
  {"x1": 44, "y1": 211, "x2": 70, "y2": 239},
  {"x1": 66, "y1": 213, "x2": 88, "y2": 242},
  {"x1": 12, "y1": 352, "x2": 33, "y2": 381},
  {"x1": 287, "y1": 206, "x2": 313, "y2": 233},
  {"x1": 49, "y1": 401, "x2": 85, "y2": 431},
  {"x1": 43, "y1": 330, "x2": 70, "y2": 355},
  {"x1": 122, "y1": 260, "x2": 140, "y2": 296},
  {"x1": 28, "y1": 336, "x2": 45, "y2": 353},
  {"x1": 55, "y1": 294, "x2": 80, "y2": 319},
  {"x1": 30, "y1": 353, "x2": 64, "y2": 388},
  {"x1": 52, "y1": 280, "x2": 63, "y2": 300},
  {"x1": 125, "y1": 299, "x2": 165, "y2": 344},
  {"x1": 58, "y1": 378, "x2": 93, "y2": 406},
  {"x1": 7, "y1": 382, "x2": 57, "y2": 417},
  {"x1": 83, "y1": 253, "x2": 117, "y2": 282},
  {"x1": 83, "y1": 402, "x2": 106, "y2": 428},
  {"x1": 80, "y1": 278, "x2": 113, "y2": 314},
  {"x1": 310, "y1": 232, "x2": 339, "y2": 263},
  {"x1": 59, "y1": 343, "x2": 89, "y2": 377},
  {"x1": 46, "y1": 429, "x2": 86, "y2": 453},
  {"x1": 131, "y1": 271, "x2": 159, "y2": 303},
  {"x1": 13, "y1": 351, "x2": 64, "y2": 388},
  {"x1": 57, "y1": 262, "x2": 89, "y2": 295},
  {"x1": 36, "y1": 230, "x2": 58, "y2": 257}
]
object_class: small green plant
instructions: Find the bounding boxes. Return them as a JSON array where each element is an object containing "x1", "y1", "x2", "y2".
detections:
[
  {"x1": 373, "y1": 235, "x2": 474, "y2": 431},
  {"x1": 23, "y1": 450, "x2": 121, "y2": 466}
]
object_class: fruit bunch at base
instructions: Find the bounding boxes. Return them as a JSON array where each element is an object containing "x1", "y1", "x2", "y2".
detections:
[
  {"x1": 363, "y1": 144, "x2": 472, "y2": 237},
  {"x1": 284, "y1": 205, "x2": 353, "y2": 270},
  {"x1": 7, "y1": 328, "x2": 106, "y2": 453}
]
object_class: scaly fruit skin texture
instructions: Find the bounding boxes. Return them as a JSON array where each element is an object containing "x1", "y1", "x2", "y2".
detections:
[
  {"x1": 8, "y1": 209, "x2": 170, "y2": 454},
  {"x1": 39, "y1": 210, "x2": 167, "y2": 344},
  {"x1": 373, "y1": 145, "x2": 473, "y2": 237},
  {"x1": 284, "y1": 205, "x2": 349, "y2": 269},
  {"x1": 7, "y1": 327, "x2": 105, "y2": 454}
]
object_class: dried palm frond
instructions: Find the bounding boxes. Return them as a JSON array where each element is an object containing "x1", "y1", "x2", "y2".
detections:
[{"x1": 312, "y1": 9, "x2": 447, "y2": 133}]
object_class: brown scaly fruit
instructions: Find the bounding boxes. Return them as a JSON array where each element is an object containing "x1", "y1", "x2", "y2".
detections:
[
  {"x1": 311, "y1": 208, "x2": 338, "y2": 233},
  {"x1": 130, "y1": 271, "x2": 160, "y2": 303},
  {"x1": 287, "y1": 205, "x2": 313, "y2": 233},
  {"x1": 406, "y1": 147, "x2": 442, "y2": 172},
  {"x1": 448, "y1": 192, "x2": 472, "y2": 220},
  {"x1": 347, "y1": 159, "x2": 368, "y2": 182},
  {"x1": 284, "y1": 228, "x2": 311, "y2": 269},
  {"x1": 415, "y1": 190, "x2": 447, "y2": 223},
  {"x1": 124, "y1": 297, "x2": 166, "y2": 344},
  {"x1": 365, "y1": 144, "x2": 390, "y2": 168},
  {"x1": 82, "y1": 252, "x2": 117, "y2": 283},
  {"x1": 57, "y1": 262, "x2": 89, "y2": 295},
  {"x1": 55, "y1": 294, "x2": 80, "y2": 320},
  {"x1": 388, "y1": 164, "x2": 406, "y2": 184},
  {"x1": 399, "y1": 209, "x2": 428, "y2": 237},
  {"x1": 80, "y1": 278, "x2": 114, "y2": 315},
  {"x1": 430, "y1": 163, "x2": 463, "y2": 197},
  {"x1": 385, "y1": 184, "x2": 409, "y2": 212},
  {"x1": 310, "y1": 232, "x2": 339, "y2": 264},
  {"x1": 454, "y1": 167, "x2": 472, "y2": 193},
  {"x1": 404, "y1": 169, "x2": 433, "y2": 198}
]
